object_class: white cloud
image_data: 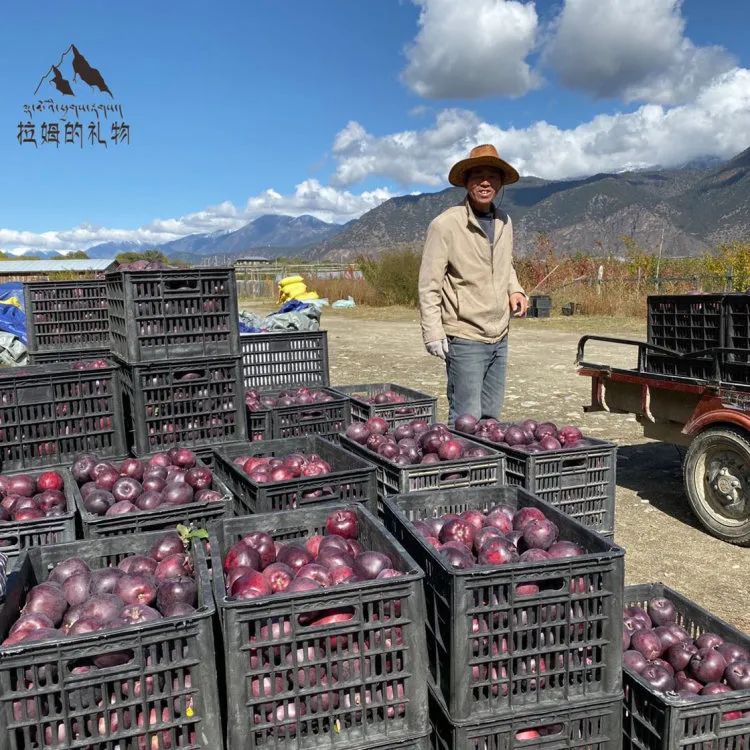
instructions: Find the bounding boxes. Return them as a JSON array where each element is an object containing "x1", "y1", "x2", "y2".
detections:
[
  {"x1": 328, "y1": 67, "x2": 750, "y2": 183},
  {"x1": 402, "y1": 0, "x2": 540, "y2": 98},
  {"x1": 0, "y1": 181, "x2": 393, "y2": 254},
  {"x1": 544, "y1": 0, "x2": 735, "y2": 104}
]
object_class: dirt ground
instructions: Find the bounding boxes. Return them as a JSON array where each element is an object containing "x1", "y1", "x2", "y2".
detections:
[{"x1": 247, "y1": 303, "x2": 750, "y2": 631}]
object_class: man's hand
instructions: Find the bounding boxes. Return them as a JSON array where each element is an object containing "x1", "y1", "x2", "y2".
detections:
[
  {"x1": 425, "y1": 339, "x2": 449, "y2": 360},
  {"x1": 510, "y1": 293, "x2": 528, "y2": 317}
]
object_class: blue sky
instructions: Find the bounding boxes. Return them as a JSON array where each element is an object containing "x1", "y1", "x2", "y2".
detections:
[{"x1": 1, "y1": 0, "x2": 749, "y2": 252}]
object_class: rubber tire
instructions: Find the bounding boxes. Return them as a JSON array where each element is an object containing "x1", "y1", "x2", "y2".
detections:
[{"x1": 684, "y1": 427, "x2": 750, "y2": 546}]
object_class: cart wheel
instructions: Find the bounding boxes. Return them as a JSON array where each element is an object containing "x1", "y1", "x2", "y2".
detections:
[{"x1": 684, "y1": 427, "x2": 750, "y2": 546}]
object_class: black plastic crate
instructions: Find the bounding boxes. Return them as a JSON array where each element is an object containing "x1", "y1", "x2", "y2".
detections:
[
  {"x1": 208, "y1": 503, "x2": 430, "y2": 750},
  {"x1": 468, "y1": 437, "x2": 617, "y2": 536},
  {"x1": 246, "y1": 387, "x2": 351, "y2": 440},
  {"x1": 0, "y1": 529, "x2": 222, "y2": 750},
  {"x1": 107, "y1": 267, "x2": 240, "y2": 363},
  {"x1": 240, "y1": 330, "x2": 330, "y2": 390},
  {"x1": 24, "y1": 279, "x2": 109, "y2": 352},
  {"x1": 642, "y1": 351, "x2": 718, "y2": 381},
  {"x1": 340, "y1": 432, "x2": 504, "y2": 503},
  {"x1": 213, "y1": 437, "x2": 377, "y2": 514},
  {"x1": 530, "y1": 295, "x2": 552, "y2": 309},
  {"x1": 0, "y1": 361, "x2": 127, "y2": 473},
  {"x1": 247, "y1": 408, "x2": 274, "y2": 441},
  {"x1": 721, "y1": 356, "x2": 750, "y2": 385},
  {"x1": 623, "y1": 582, "x2": 750, "y2": 750},
  {"x1": 647, "y1": 294, "x2": 724, "y2": 354},
  {"x1": 27, "y1": 347, "x2": 110, "y2": 365},
  {"x1": 725, "y1": 294, "x2": 750, "y2": 362},
  {"x1": 527, "y1": 308, "x2": 550, "y2": 319},
  {"x1": 382, "y1": 486, "x2": 624, "y2": 723},
  {"x1": 119, "y1": 356, "x2": 247, "y2": 454},
  {"x1": 271, "y1": 388, "x2": 349, "y2": 439},
  {"x1": 73, "y1": 453, "x2": 234, "y2": 539},
  {"x1": 429, "y1": 688, "x2": 622, "y2": 750},
  {"x1": 331, "y1": 383, "x2": 437, "y2": 427},
  {"x1": 0, "y1": 468, "x2": 77, "y2": 569}
]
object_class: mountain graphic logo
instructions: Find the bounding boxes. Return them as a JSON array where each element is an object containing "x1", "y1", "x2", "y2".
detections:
[{"x1": 35, "y1": 44, "x2": 113, "y2": 98}]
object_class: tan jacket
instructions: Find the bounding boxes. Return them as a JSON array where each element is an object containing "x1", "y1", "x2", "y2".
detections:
[{"x1": 418, "y1": 199, "x2": 525, "y2": 344}]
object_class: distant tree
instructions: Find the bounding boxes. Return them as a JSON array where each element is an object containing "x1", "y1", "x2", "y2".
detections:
[
  {"x1": 115, "y1": 249, "x2": 170, "y2": 264},
  {"x1": 65, "y1": 250, "x2": 89, "y2": 259},
  {"x1": 0, "y1": 252, "x2": 42, "y2": 260},
  {"x1": 704, "y1": 242, "x2": 750, "y2": 291}
]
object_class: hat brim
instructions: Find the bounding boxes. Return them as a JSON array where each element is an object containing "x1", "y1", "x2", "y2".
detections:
[{"x1": 448, "y1": 155, "x2": 519, "y2": 187}]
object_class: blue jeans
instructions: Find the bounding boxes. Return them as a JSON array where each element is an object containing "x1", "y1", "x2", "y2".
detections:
[{"x1": 446, "y1": 335, "x2": 508, "y2": 427}]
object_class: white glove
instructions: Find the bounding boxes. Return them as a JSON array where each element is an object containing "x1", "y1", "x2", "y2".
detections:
[{"x1": 426, "y1": 339, "x2": 449, "y2": 360}]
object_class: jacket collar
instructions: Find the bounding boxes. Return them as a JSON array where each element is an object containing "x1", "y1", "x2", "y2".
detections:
[{"x1": 464, "y1": 197, "x2": 505, "y2": 244}]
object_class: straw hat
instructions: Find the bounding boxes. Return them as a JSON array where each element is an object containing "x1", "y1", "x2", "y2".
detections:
[{"x1": 448, "y1": 144, "x2": 519, "y2": 187}]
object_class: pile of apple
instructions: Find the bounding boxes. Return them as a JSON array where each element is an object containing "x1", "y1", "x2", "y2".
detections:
[
  {"x1": 0, "y1": 470, "x2": 68, "y2": 523},
  {"x1": 223, "y1": 509, "x2": 403, "y2": 601},
  {"x1": 623, "y1": 598, "x2": 750, "y2": 710},
  {"x1": 224, "y1": 512, "x2": 410, "y2": 734},
  {"x1": 232, "y1": 451, "x2": 333, "y2": 486},
  {"x1": 454, "y1": 415, "x2": 593, "y2": 453},
  {"x1": 344, "y1": 418, "x2": 492, "y2": 466},
  {"x1": 71, "y1": 450, "x2": 225, "y2": 517},
  {"x1": 71, "y1": 358, "x2": 109, "y2": 370},
  {"x1": 2, "y1": 532, "x2": 202, "y2": 745},
  {"x1": 360, "y1": 389, "x2": 407, "y2": 405},
  {"x1": 410, "y1": 504, "x2": 586, "y2": 572},
  {"x1": 2, "y1": 532, "x2": 198, "y2": 648},
  {"x1": 0, "y1": 471, "x2": 67, "y2": 524},
  {"x1": 245, "y1": 387, "x2": 338, "y2": 412},
  {"x1": 344, "y1": 387, "x2": 421, "y2": 417}
]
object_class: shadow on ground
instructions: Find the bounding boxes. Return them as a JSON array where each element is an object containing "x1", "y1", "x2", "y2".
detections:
[{"x1": 617, "y1": 442, "x2": 702, "y2": 532}]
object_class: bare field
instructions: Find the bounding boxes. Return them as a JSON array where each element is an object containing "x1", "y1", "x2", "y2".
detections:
[{"x1": 244, "y1": 303, "x2": 749, "y2": 631}]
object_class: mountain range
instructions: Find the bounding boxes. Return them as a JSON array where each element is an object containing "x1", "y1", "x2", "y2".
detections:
[
  {"x1": 10, "y1": 146, "x2": 750, "y2": 261},
  {"x1": 309, "y1": 146, "x2": 750, "y2": 259}
]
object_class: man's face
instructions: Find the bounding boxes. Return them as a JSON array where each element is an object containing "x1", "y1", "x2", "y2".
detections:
[{"x1": 466, "y1": 167, "x2": 503, "y2": 207}]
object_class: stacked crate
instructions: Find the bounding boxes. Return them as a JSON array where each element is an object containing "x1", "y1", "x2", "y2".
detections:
[
  {"x1": 382, "y1": 485, "x2": 624, "y2": 750},
  {"x1": 240, "y1": 330, "x2": 351, "y2": 440},
  {"x1": 644, "y1": 294, "x2": 724, "y2": 380},
  {"x1": 208, "y1": 503, "x2": 431, "y2": 750},
  {"x1": 24, "y1": 279, "x2": 111, "y2": 364},
  {"x1": 106, "y1": 267, "x2": 246, "y2": 454},
  {"x1": 0, "y1": 530, "x2": 223, "y2": 750},
  {"x1": 644, "y1": 293, "x2": 750, "y2": 384}
]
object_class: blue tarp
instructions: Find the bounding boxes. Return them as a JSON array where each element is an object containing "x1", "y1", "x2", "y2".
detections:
[
  {"x1": 0, "y1": 282, "x2": 27, "y2": 343},
  {"x1": 239, "y1": 300, "x2": 321, "y2": 333}
]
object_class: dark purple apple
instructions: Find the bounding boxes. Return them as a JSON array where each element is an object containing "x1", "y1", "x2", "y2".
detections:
[
  {"x1": 631, "y1": 630, "x2": 663, "y2": 661},
  {"x1": 724, "y1": 661, "x2": 750, "y2": 690},
  {"x1": 647, "y1": 597, "x2": 677, "y2": 626},
  {"x1": 717, "y1": 643, "x2": 750, "y2": 666},
  {"x1": 522, "y1": 519, "x2": 559, "y2": 550},
  {"x1": 674, "y1": 672, "x2": 703, "y2": 694},
  {"x1": 695, "y1": 632, "x2": 724, "y2": 650},
  {"x1": 640, "y1": 664, "x2": 675, "y2": 692},
  {"x1": 90, "y1": 567, "x2": 124, "y2": 595},
  {"x1": 156, "y1": 577, "x2": 197, "y2": 612},
  {"x1": 667, "y1": 641, "x2": 699, "y2": 672},
  {"x1": 689, "y1": 648, "x2": 727, "y2": 684},
  {"x1": 623, "y1": 650, "x2": 648, "y2": 673},
  {"x1": 48, "y1": 557, "x2": 90, "y2": 586}
]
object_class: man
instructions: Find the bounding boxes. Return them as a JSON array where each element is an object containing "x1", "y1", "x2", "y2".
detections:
[{"x1": 418, "y1": 144, "x2": 528, "y2": 426}]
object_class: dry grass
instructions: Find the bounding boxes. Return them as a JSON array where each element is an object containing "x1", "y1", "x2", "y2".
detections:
[{"x1": 307, "y1": 276, "x2": 382, "y2": 306}]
